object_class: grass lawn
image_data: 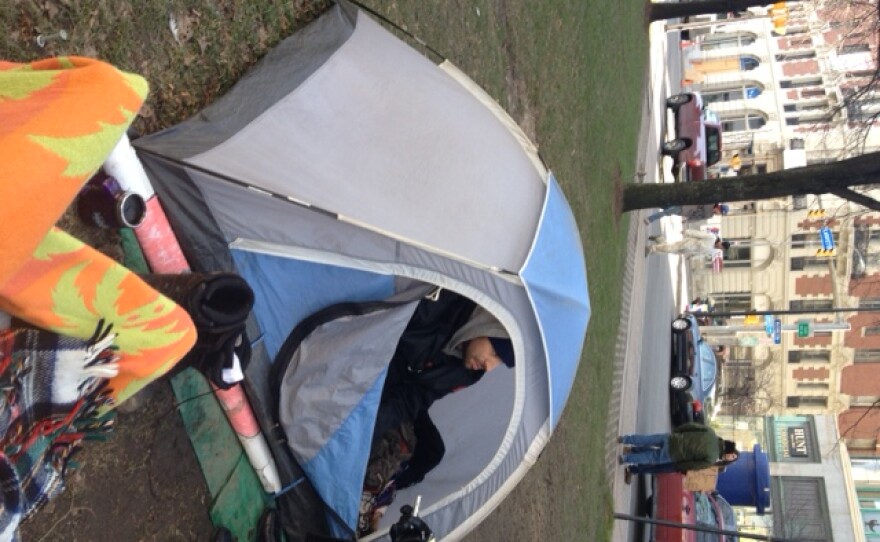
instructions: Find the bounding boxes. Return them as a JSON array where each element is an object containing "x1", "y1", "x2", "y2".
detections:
[
  {"x1": 3, "y1": 1, "x2": 648, "y2": 540},
  {"x1": 362, "y1": 3, "x2": 648, "y2": 539}
]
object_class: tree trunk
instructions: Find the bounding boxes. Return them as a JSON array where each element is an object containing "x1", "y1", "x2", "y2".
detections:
[
  {"x1": 647, "y1": 0, "x2": 805, "y2": 23},
  {"x1": 622, "y1": 150, "x2": 880, "y2": 212}
]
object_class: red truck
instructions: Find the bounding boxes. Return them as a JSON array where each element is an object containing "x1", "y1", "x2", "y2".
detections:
[{"x1": 663, "y1": 92, "x2": 722, "y2": 182}]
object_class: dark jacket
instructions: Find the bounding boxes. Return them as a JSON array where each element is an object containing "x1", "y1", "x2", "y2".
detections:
[
  {"x1": 667, "y1": 423, "x2": 723, "y2": 471},
  {"x1": 372, "y1": 349, "x2": 482, "y2": 448},
  {"x1": 371, "y1": 290, "x2": 483, "y2": 448}
]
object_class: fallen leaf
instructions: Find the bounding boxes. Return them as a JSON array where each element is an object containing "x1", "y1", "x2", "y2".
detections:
[{"x1": 138, "y1": 102, "x2": 155, "y2": 119}]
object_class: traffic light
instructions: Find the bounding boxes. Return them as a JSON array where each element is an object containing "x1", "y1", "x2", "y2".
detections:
[
  {"x1": 816, "y1": 248, "x2": 836, "y2": 257},
  {"x1": 807, "y1": 209, "x2": 826, "y2": 218}
]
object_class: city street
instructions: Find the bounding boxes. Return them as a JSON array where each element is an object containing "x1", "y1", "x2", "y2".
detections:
[{"x1": 609, "y1": 19, "x2": 693, "y2": 542}]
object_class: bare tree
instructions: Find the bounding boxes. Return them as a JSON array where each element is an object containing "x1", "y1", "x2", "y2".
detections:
[
  {"x1": 814, "y1": 0, "x2": 880, "y2": 153},
  {"x1": 647, "y1": 0, "x2": 807, "y2": 23},
  {"x1": 622, "y1": 151, "x2": 880, "y2": 211},
  {"x1": 718, "y1": 357, "x2": 779, "y2": 416}
]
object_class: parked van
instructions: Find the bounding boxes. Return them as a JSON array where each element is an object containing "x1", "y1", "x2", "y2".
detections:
[{"x1": 663, "y1": 92, "x2": 722, "y2": 182}]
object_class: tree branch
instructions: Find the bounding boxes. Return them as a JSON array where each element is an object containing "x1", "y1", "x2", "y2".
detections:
[{"x1": 829, "y1": 188, "x2": 880, "y2": 210}]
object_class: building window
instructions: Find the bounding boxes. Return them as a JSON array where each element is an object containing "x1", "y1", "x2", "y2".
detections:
[
  {"x1": 786, "y1": 395, "x2": 828, "y2": 408},
  {"x1": 789, "y1": 299, "x2": 833, "y2": 311},
  {"x1": 855, "y1": 349, "x2": 880, "y2": 363},
  {"x1": 846, "y1": 69, "x2": 875, "y2": 79},
  {"x1": 711, "y1": 293, "x2": 752, "y2": 313},
  {"x1": 703, "y1": 83, "x2": 763, "y2": 104},
  {"x1": 784, "y1": 25, "x2": 808, "y2": 36},
  {"x1": 859, "y1": 298, "x2": 880, "y2": 309},
  {"x1": 864, "y1": 326, "x2": 880, "y2": 336},
  {"x1": 773, "y1": 477, "x2": 832, "y2": 540},
  {"x1": 740, "y1": 56, "x2": 759, "y2": 71},
  {"x1": 850, "y1": 395, "x2": 880, "y2": 407},
  {"x1": 781, "y1": 77, "x2": 823, "y2": 89},
  {"x1": 721, "y1": 111, "x2": 767, "y2": 132},
  {"x1": 840, "y1": 43, "x2": 871, "y2": 55},
  {"x1": 788, "y1": 350, "x2": 830, "y2": 363},
  {"x1": 846, "y1": 91, "x2": 880, "y2": 123},
  {"x1": 790, "y1": 257, "x2": 834, "y2": 271},
  {"x1": 700, "y1": 31, "x2": 757, "y2": 51},
  {"x1": 776, "y1": 51, "x2": 816, "y2": 61},
  {"x1": 705, "y1": 239, "x2": 750, "y2": 269},
  {"x1": 801, "y1": 89, "x2": 826, "y2": 98},
  {"x1": 784, "y1": 100, "x2": 829, "y2": 112},
  {"x1": 797, "y1": 382, "x2": 829, "y2": 390},
  {"x1": 791, "y1": 232, "x2": 839, "y2": 249},
  {"x1": 786, "y1": 114, "x2": 833, "y2": 126},
  {"x1": 792, "y1": 233, "x2": 840, "y2": 248}
]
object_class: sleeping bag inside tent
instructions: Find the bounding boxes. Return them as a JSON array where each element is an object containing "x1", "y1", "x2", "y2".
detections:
[{"x1": 133, "y1": 2, "x2": 590, "y2": 540}]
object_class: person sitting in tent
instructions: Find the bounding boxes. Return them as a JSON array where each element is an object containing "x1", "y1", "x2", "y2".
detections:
[
  {"x1": 372, "y1": 289, "x2": 515, "y2": 449},
  {"x1": 358, "y1": 289, "x2": 514, "y2": 535}
]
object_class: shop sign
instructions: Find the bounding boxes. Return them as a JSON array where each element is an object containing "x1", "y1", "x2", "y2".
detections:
[{"x1": 787, "y1": 426, "x2": 809, "y2": 457}]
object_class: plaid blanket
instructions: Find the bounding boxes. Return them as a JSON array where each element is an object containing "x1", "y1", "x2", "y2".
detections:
[
  {"x1": 0, "y1": 322, "x2": 119, "y2": 541},
  {"x1": 0, "y1": 453, "x2": 21, "y2": 542}
]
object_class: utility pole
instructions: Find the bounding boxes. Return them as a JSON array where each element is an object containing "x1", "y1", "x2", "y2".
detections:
[{"x1": 693, "y1": 306, "x2": 880, "y2": 319}]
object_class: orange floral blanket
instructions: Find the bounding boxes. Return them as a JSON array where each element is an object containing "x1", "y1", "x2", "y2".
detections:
[{"x1": 0, "y1": 57, "x2": 196, "y2": 405}]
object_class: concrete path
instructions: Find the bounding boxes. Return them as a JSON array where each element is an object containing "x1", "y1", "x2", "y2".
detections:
[{"x1": 606, "y1": 20, "x2": 690, "y2": 542}]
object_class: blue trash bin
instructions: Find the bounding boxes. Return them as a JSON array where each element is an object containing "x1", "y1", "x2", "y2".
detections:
[{"x1": 716, "y1": 444, "x2": 770, "y2": 514}]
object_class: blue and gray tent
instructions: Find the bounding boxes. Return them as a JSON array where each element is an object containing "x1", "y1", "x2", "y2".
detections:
[{"x1": 134, "y1": 3, "x2": 590, "y2": 540}]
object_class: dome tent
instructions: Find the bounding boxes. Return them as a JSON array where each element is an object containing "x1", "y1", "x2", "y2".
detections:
[{"x1": 133, "y1": 3, "x2": 590, "y2": 540}]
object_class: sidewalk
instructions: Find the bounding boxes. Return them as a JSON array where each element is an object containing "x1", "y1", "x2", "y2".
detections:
[{"x1": 607, "y1": 18, "x2": 691, "y2": 542}]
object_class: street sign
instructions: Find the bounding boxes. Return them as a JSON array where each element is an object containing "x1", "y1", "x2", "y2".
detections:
[
  {"x1": 820, "y1": 226, "x2": 834, "y2": 249},
  {"x1": 797, "y1": 319, "x2": 812, "y2": 338},
  {"x1": 764, "y1": 314, "x2": 775, "y2": 336},
  {"x1": 773, "y1": 318, "x2": 782, "y2": 344}
]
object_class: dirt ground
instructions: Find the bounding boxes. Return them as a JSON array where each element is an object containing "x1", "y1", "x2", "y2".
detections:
[
  {"x1": 13, "y1": 3, "x2": 609, "y2": 542},
  {"x1": 18, "y1": 210, "x2": 216, "y2": 542},
  {"x1": 19, "y1": 381, "x2": 215, "y2": 542},
  {"x1": 16, "y1": 59, "x2": 546, "y2": 542}
]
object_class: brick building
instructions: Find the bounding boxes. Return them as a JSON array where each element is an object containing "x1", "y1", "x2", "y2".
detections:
[{"x1": 679, "y1": 0, "x2": 880, "y2": 455}]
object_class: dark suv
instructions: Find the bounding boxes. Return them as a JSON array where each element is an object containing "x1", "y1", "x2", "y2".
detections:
[
  {"x1": 663, "y1": 92, "x2": 722, "y2": 182},
  {"x1": 670, "y1": 314, "x2": 718, "y2": 426}
]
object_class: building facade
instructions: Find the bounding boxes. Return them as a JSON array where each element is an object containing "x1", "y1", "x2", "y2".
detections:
[
  {"x1": 677, "y1": 2, "x2": 880, "y2": 459},
  {"x1": 713, "y1": 415, "x2": 862, "y2": 539}
]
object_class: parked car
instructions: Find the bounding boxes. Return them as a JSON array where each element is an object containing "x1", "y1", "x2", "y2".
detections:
[
  {"x1": 670, "y1": 314, "x2": 719, "y2": 426},
  {"x1": 651, "y1": 473, "x2": 739, "y2": 542},
  {"x1": 693, "y1": 491, "x2": 738, "y2": 542},
  {"x1": 663, "y1": 92, "x2": 723, "y2": 182},
  {"x1": 652, "y1": 473, "x2": 697, "y2": 542},
  {"x1": 709, "y1": 492, "x2": 740, "y2": 542}
]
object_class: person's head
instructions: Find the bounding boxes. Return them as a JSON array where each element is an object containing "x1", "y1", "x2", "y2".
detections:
[
  {"x1": 463, "y1": 336, "x2": 514, "y2": 372},
  {"x1": 714, "y1": 238, "x2": 731, "y2": 250},
  {"x1": 720, "y1": 440, "x2": 739, "y2": 463},
  {"x1": 713, "y1": 203, "x2": 730, "y2": 215}
]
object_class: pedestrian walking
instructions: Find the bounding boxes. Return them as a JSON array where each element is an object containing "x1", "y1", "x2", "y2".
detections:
[
  {"x1": 646, "y1": 229, "x2": 730, "y2": 258},
  {"x1": 643, "y1": 203, "x2": 729, "y2": 225},
  {"x1": 617, "y1": 424, "x2": 739, "y2": 484}
]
